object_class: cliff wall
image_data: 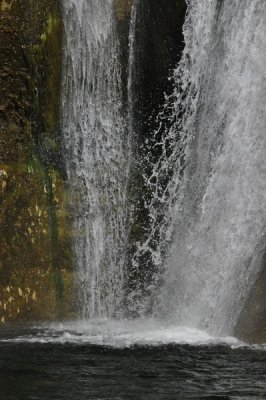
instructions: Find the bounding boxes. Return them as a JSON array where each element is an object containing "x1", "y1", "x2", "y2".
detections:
[{"x1": 0, "y1": 0, "x2": 75, "y2": 323}]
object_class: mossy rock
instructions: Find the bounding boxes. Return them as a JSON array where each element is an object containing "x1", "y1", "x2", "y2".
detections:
[
  {"x1": 114, "y1": 0, "x2": 133, "y2": 20},
  {"x1": 0, "y1": 0, "x2": 75, "y2": 322},
  {"x1": 0, "y1": 160, "x2": 75, "y2": 322}
]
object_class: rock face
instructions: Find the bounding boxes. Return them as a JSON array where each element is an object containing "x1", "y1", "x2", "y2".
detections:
[
  {"x1": 114, "y1": 0, "x2": 133, "y2": 20},
  {"x1": 0, "y1": 0, "x2": 75, "y2": 323},
  {"x1": 235, "y1": 266, "x2": 266, "y2": 344}
]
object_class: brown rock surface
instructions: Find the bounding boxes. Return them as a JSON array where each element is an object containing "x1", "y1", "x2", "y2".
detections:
[
  {"x1": 0, "y1": 0, "x2": 75, "y2": 323},
  {"x1": 235, "y1": 266, "x2": 266, "y2": 344}
]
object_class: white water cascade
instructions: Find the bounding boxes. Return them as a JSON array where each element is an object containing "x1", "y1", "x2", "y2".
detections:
[
  {"x1": 127, "y1": 0, "x2": 138, "y2": 136},
  {"x1": 61, "y1": 0, "x2": 266, "y2": 337},
  {"x1": 145, "y1": 0, "x2": 266, "y2": 335},
  {"x1": 61, "y1": 0, "x2": 130, "y2": 318}
]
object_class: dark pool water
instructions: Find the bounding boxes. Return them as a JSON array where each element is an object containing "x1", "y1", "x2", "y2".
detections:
[
  {"x1": 1, "y1": 342, "x2": 266, "y2": 399},
  {"x1": 0, "y1": 324, "x2": 266, "y2": 400}
]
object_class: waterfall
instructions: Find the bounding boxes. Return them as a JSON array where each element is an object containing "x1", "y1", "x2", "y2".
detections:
[
  {"x1": 61, "y1": 0, "x2": 130, "y2": 318},
  {"x1": 142, "y1": 0, "x2": 266, "y2": 335},
  {"x1": 61, "y1": 0, "x2": 266, "y2": 336},
  {"x1": 127, "y1": 0, "x2": 138, "y2": 136}
]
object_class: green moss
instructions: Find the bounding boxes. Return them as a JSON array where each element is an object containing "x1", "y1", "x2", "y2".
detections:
[
  {"x1": 36, "y1": 12, "x2": 62, "y2": 124},
  {"x1": 27, "y1": 8, "x2": 63, "y2": 166},
  {"x1": 0, "y1": 0, "x2": 75, "y2": 323},
  {"x1": 0, "y1": 159, "x2": 75, "y2": 323}
]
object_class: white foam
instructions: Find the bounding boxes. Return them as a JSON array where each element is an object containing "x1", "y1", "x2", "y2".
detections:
[{"x1": 0, "y1": 319, "x2": 250, "y2": 349}]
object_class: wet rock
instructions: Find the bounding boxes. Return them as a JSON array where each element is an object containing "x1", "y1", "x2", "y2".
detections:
[
  {"x1": 235, "y1": 266, "x2": 266, "y2": 343},
  {"x1": 0, "y1": 0, "x2": 75, "y2": 323}
]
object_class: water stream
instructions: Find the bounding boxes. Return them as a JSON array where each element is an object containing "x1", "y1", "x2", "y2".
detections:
[
  {"x1": 61, "y1": 0, "x2": 266, "y2": 337},
  {"x1": 61, "y1": 0, "x2": 130, "y2": 319},
  {"x1": 142, "y1": 0, "x2": 266, "y2": 335}
]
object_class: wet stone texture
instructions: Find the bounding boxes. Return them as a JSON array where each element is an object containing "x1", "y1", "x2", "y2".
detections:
[
  {"x1": 0, "y1": 0, "x2": 75, "y2": 323},
  {"x1": 114, "y1": 0, "x2": 133, "y2": 20},
  {"x1": 235, "y1": 265, "x2": 266, "y2": 344}
]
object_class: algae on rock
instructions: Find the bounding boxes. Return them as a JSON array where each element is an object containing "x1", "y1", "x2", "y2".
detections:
[{"x1": 0, "y1": 0, "x2": 75, "y2": 323}]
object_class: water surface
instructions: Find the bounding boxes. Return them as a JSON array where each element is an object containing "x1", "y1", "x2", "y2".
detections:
[{"x1": 0, "y1": 322, "x2": 265, "y2": 400}]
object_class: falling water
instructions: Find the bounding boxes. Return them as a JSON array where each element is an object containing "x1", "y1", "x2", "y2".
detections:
[
  {"x1": 61, "y1": 0, "x2": 130, "y2": 318},
  {"x1": 140, "y1": 0, "x2": 266, "y2": 335},
  {"x1": 127, "y1": 0, "x2": 138, "y2": 135},
  {"x1": 61, "y1": 0, "x2": 266, "y2": 335}
]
